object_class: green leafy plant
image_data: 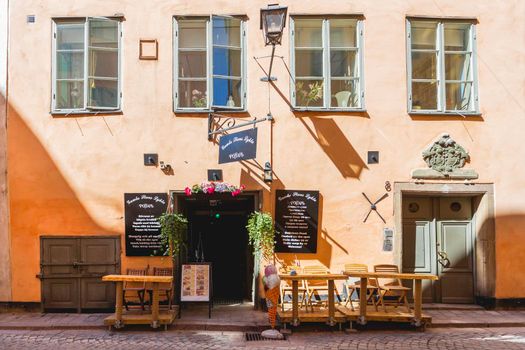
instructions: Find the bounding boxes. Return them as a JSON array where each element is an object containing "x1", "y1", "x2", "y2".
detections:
[
  {"x1": 246, "y1": 211, "x2": 275, "y2": 262},
  {"x1": 296, "y1": 81, "x2": 324, "y2": 107},
  {"x1": 159, "y1": 212, "x2": 188, "y2": 258}
]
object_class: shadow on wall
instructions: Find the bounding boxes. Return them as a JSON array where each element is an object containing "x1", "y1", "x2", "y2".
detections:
[
  {"x1": 296, "y1": 116, "x2": 368, "y2": 179},
  {"x1": 7, "y1": 105, "x2": 121, "y2": 301}
]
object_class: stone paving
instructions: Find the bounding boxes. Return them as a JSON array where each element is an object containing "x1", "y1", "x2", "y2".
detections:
[{"x1": 1, "y1": 327, "x2": 525, "y2": 349}]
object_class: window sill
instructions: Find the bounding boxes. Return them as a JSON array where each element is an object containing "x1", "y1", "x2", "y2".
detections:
[
  {"x1": 174, "y1": 109, "x2": 248, "y2": 114},
  {"x1": 51, "y1": 110, "x2": 123, "y2": 116},
  {"x1": 292, "y1": 107, "x2": 367, "y2": 113},
  {"x1": 408, "y1": 110, "x2": 481, "y2": 116}
]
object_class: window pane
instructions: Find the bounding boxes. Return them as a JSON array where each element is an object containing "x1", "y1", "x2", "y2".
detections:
[
  {"x1": 88, "y1": 79, "x2": 118, "y2": 108},
  {"x1": 179, "y1": 20, "x2": 207, "y2": 49},
  {"x1": 213, "y1": 17, "x2": 240, "y2": 47},
  {"x1": 89, "y1": 20, "x2": 118, "y2": 48},
  {"x1": 444, "y1": 23, "x2": 470, "y2": 51},
  {"x1": 179, "y1": 51, "x2": 207, "y2": 78},
  {"x1": 56, "y1": 81, "x2": 84, "y2": 109},
  {"x1": 295, "y1": 49, "x2": 323, "y2": 77},
  {"x1": 411, "y1": 51, "x2": 437, "y2": 79},
  {"x1": 330, "y1": 50, "x2": 357, "y2": 77},
  {"x1": 446, "y1": 82, "x2": 472, "y2": 110},
  {"x1": 213, "y1": 78, "x2": 242, "y2": 107},
  {"x1": 57, "y1": 52, "x2": 84, "y2": 79},
  {"x1": 89, "y1": 49, "x2": 118, "y2": 78},
  {"x1": 329, "y1": 19, "x2": 357, "y2": 47},
  {"x1": 295, "y1": 79, "x2": 324, "y2": 107},
  {"x1": 412, "y1": 82, "x2": 438, "y2": 110},
  {"x1": 331, "y1": 79, "x2": 358, "y2": 108},
  {"x1": 445, "y1": 53, "x2": 471, "y2": 81},
  {"x1": 213, "y1": 47, "x2": 241, "y2": 77},
  {"x1": 178, "y1": 80, "x2": 207, "y2": 108},
  {"x1": 411, "y1": 21, "x2": 437, "y2": 50},
  {"x1": 294, "y1": 19, "x2": 323, "y2": 47},
  {"x1": 57, "y1": 23, "x2": 85, "y2": 50}
]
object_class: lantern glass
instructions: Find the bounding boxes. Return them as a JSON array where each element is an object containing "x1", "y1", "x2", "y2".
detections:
[{"x1": 260, "y1": 5, "x2": 287, "y2": 46}]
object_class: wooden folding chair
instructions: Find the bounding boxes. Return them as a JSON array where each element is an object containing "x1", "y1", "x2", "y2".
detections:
[
  {"x1": 303, "y1": 265, "x2": 331, "y2": 311},
  {"x1": 279, "y1": 267, "x2": 307, "y2": 312},
  {"x1": 123, "y1": 267, "x2": 148, "y2": 311},
  {"x1": 373, "y1": 264, "x2": 411, "y2": 313},
  {"x1": 342, "y1": 263, "x2": 378, "y2": 311},
  {"x1": 148, "y1": 267, "x2": 173, "y2": 311}
]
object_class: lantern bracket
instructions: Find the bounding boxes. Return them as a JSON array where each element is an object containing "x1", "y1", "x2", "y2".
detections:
[{"x1": 208, "y1": 112, "x2": 273, "y2": 140}]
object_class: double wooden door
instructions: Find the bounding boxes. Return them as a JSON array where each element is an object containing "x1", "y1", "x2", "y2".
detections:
[
  {"x1": 39, "y1": 236, "x2": 120, "y2": 312},
  {"x1": 402, "y1": 197, "x2": 474, "y2": 303}
]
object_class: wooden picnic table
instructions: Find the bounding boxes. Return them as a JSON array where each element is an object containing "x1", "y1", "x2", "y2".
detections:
[
  {"x1": 102, "y1": 274, "x2": 175, "y2": 330},
  {"x1": 345, "y1": 272, "x2": 438, "y2": 326},
  {"x1": 279, "y1": 274, "x2": 348, "y2": 326}
]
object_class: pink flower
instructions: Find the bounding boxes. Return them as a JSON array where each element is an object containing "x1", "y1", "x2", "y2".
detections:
[
  {"x1": 240, "y1": 185, "x2": 246, "y2": 190},
  {"x1": 184, "y1": 187, "x2": 192, "y2": 196},
  {"x1": 231, "y1": 189, "x2": 241, "y2": 197},
  {"x1": 207, "y1": 186, "x2": 215, "y2": 194}
]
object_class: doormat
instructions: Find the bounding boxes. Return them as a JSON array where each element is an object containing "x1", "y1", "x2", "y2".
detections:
[{"x1": 245, "y1": 332, "x2": 286, "y2": 342}]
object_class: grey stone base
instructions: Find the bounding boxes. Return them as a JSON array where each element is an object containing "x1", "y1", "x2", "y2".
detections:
[{"x1": 411, "y1": 168, "x2": 479, "y2": 180}]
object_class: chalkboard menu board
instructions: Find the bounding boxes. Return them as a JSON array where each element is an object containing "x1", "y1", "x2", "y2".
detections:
[
  {"x1": 124, "y1": 193, "x2": 168, "y2": 256},
  {"x1": 274, "y1": 190, "x2": 319, "y2": 253}
]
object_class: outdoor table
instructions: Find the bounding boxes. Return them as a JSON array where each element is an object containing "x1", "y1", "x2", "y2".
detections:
[
  {"x1": 102, "y1": 274, "x2": 174, "y2": 329},
  {"x1": 345, "y1": 272, "x2": 438, "y2": 326},
  {"x1": 279, "y1": 274, "x2": 348, "y2": 326}
]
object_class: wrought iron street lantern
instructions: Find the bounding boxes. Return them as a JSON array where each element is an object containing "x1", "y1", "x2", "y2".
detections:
[
  {"x1": 260, "y1": 4, "x2": 288, "y2": 46},
  {"x1": 263, "y1": 162, "x2": 273, "y2": 183}
]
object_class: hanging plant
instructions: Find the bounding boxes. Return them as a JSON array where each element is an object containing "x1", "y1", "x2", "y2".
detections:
[
  {"x1": 246, "y1": 211, "x2": 275, "y2": 262},
  {"x1": 158, "y1": 212, "x2": 188, "y2": 258},
  {"x1": 185, "y1": 181, "x2": 245, "y2": 197}
]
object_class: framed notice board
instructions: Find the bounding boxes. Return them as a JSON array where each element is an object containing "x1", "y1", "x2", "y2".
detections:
[
  {"x1": 179, "y1": 262, "x2": 213, "y2": 318},
  {"x1": 274, "y1": 190, "x2": 320, "y2": 253},
  {"x1": 124, "y1": 193, "x2": 168, "y2": 256}
]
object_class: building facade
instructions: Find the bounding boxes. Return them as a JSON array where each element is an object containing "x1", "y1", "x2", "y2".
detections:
[{"x1": 2, "y1": 0, "x2": 525, "y2": 309}]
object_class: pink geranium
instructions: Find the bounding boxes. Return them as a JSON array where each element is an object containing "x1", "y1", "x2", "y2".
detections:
[
  {"x1": 184, "y1": 187, "x2": 192, "y2": 196},
  {"x1": 207, "y1": 186, "x2": 215, "y2": 194}
]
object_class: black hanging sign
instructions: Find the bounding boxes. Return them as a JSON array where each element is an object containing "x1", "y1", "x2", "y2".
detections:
[
  {"x1": 274, "y1": 190, "x2": 320, "y2": 253},
  {"x1": 218, "y1": 128, "x2": 257, "y2": 164},
  {"x1": 124, "y1": 193, "x2": 168, "y2": 256}
]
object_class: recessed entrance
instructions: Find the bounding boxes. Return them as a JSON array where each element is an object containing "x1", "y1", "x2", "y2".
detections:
[{"x1": 177, "y1": 193, "x2": 256, "y2": 304}]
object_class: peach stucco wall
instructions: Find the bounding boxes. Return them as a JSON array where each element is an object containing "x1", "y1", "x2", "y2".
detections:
[{"x1": 5, "y1": 0, "x2": 525, "y2": 302}]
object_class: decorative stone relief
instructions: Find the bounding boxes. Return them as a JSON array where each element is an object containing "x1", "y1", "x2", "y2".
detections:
[{"x1": 412, "y1": 133, "x2": 478, "y2": 180}]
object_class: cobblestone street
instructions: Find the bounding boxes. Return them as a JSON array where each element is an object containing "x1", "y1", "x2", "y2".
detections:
[{"x1": 1, "y1": 327, "x2": 525, "y2": 349}]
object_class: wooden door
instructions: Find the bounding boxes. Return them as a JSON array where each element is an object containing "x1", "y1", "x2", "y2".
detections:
[
  {"x1": 402, "y1": 197, "x2": 436, "y2": 302},
  {"x1": 40, "y1": 238, "x2": 80, "y2": 310},
  {"x1": 402, "y1": 196, "x2": 474, "y2": 303},
  {"x1": 40, "y1": 236, "x2": 120, "y2": 311},
  {"x1": 79, "y1": 237, "x2": 119, "y2": 309},
  {"x1": 436, "y1": 197, "x2": 474, "y2": 303}
]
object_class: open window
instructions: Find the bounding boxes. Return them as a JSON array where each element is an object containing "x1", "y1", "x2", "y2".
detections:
[
  {"x1": 174, "y1": 15, "x2": 246, "y2": 111},
  {"x1": 52, "y1": 17, "x2": 121, "y2": 113}
]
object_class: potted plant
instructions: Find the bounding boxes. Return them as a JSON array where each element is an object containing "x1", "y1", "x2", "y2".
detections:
[
  {"x1": 246, "y1": 211, "x2": 275, "y2": 310},
  {"x1": 158, "y1": 212, "x2": 188, "y2": 304},
  {"x1": 296, "y1": 81, "x2": 323, "y2": 107}
]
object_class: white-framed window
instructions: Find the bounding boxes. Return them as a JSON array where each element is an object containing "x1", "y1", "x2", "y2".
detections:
[
  {"x1": 290, "y1": 16, "x2": 365, "y2": 110},
  {"x1": 407, "y1": 19, "x2": 479, "y2": 114},
  {"x1": 52, "y1": 17, "x2": 121, "y2": 113},
  {"x1": 174, "y1": 16, "x2": 246, "y2": 111}
]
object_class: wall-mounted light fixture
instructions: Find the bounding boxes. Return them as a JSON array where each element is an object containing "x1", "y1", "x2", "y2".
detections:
[
  {"x1": 263, "y1": 162, "x2": 273, "y2": 183},
  {"x1": 144, "y1": 153, "x2": 158, "y2": 166},
  {"x1": 259, "y1": 4, "x2": 287, "y2": 82},
  {"x1": 260, "y1": 4, "x2": 287, "y2": 46}
]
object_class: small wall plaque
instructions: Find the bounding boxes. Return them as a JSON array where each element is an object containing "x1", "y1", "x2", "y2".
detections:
[
  {"x1": 139, "y1": 39, "x2": 158, "y2": 60},
  {"x1": 383, "y1": 228, "x2": 394, "y2": 252}
]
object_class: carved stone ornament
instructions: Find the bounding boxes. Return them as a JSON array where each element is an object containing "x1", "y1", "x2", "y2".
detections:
[{"x1": 412, "y1": 133, "x2": 478, "y2": 180}]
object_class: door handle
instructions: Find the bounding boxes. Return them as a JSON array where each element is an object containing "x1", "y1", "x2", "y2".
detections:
[{"x1": 437, "y1": 251, "x2": 450, "y2": 267}]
